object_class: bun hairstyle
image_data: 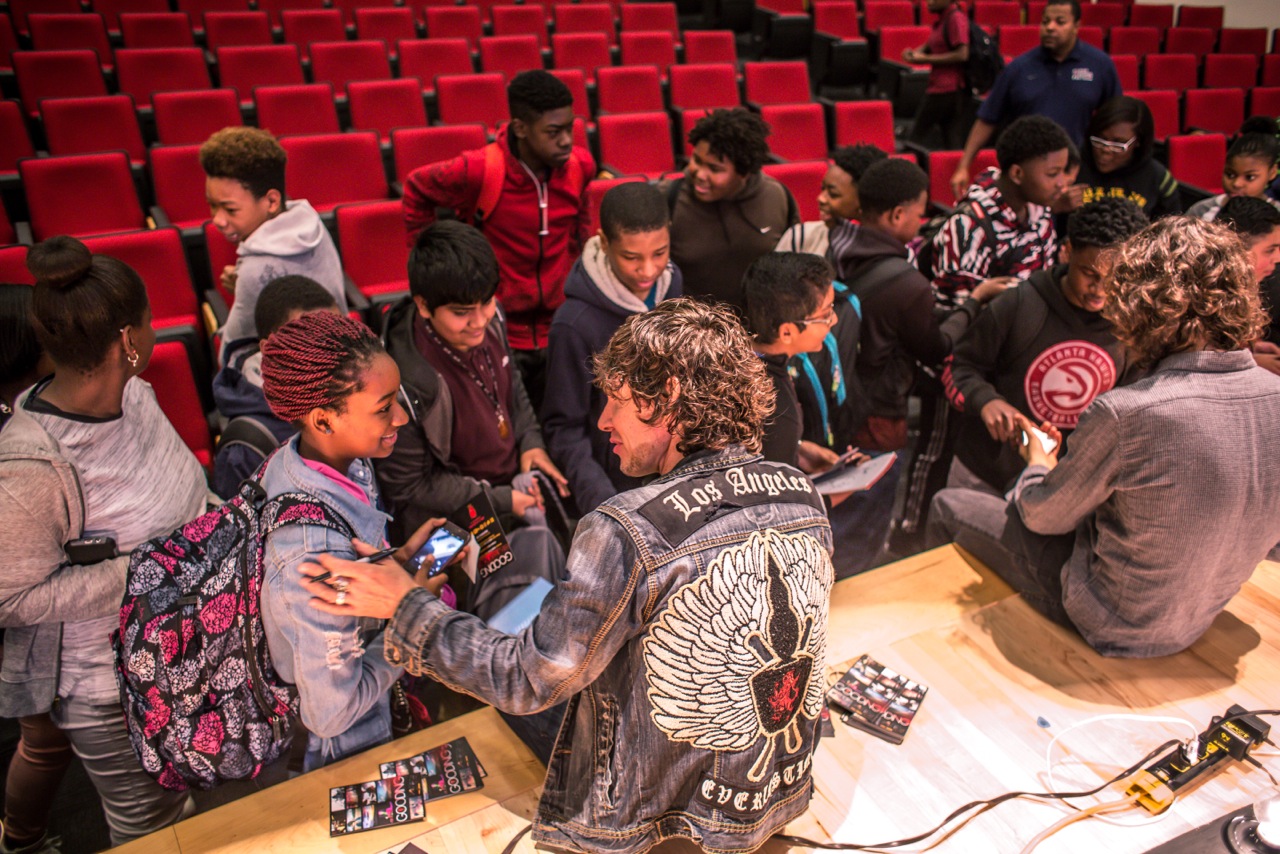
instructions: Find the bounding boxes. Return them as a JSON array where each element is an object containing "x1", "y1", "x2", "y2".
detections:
[
  {"x1": 28, "y1": 235, "x2": 148, "y2": 373},
  {"x1": 259, "y1": 311, "x2": 384, "y2": 423}
]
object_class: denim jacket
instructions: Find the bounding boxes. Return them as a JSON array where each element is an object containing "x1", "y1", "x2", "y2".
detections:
[
  {"x1": 385, "y1": 447, "x2": 834, "y2": 853},
  {"x1": 259, "y1": 437, "x2": 402, "y2": 770}
]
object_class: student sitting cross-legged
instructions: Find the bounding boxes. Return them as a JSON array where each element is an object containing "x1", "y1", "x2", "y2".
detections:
[
  {"x1": 542, "y1": 182, "x2": 683, "y2": 515},
  {"x1": 943, "y1": 197, "x2": 1149, "y2": 494}
]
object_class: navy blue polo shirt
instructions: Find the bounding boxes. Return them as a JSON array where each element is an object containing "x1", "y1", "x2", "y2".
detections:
[{"x1": 977, "y1": 39, "x2": 1121, "y2": 144}]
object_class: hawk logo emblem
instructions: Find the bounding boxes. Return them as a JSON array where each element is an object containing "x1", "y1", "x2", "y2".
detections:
[
  {"x1": 1024, "y1": 340, "x2": 1116, "y2": 429},
  {"x1": 643, "y1": 530, "x2": 832, "y2": 782}
]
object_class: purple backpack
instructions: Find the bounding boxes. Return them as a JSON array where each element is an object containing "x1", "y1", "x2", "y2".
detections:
[{"x1": 112, "y1": 472, "x2": 352, "y2": 791}]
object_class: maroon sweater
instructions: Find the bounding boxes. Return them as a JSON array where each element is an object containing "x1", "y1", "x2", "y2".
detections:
[{"x1": 414, "y1": 314, "x2": 518, "y2": 485}]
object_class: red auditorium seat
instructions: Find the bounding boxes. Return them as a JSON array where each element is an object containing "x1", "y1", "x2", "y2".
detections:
[
  {"x1": 862, "y1": 1, "x2": 916, "y2": 32},
  {"x1": 928, "y1": 149, "x2": 998, "y2": 210},
  {"x1": 620, "y1": 3, "x2": 677, "y2": 34},
  {"x1": 398, "y1": 39, "x2": 475, "y2": 103},
  {"x1": 309, "y1": 40, "x2": 392, "y2": 99},
  {"x1": 1218, "y1": 28, "x2": 1267, "y2": 56},
  {"x1": 434, "y1": 73, "x2": 509, "y2": 129},
  {"x1": 1164, "y1": 27, "x2": 1216, "y2": 58},
  {"x1": 597, "y1": 112, "x2": 676, "y2": 178},
  {"x1": 1076, "y1": 26, "x2": 1104, "y2": 50},
  {"x1": 0, "y1": 245, "x2": 33, "y2": 283},
  {"x1": 1166, "y1": 133, "x2": 1226, "y2": 193},
  {"x1": 354, "y1": 8, "x2": 415, "y2": 59},
  {"x1": 7, "y1": 0, "x2": 82, "y2": 39},
  {"x1": 1143, "y1": 54, "x2": 1198, "y2": 91},
  {"x1": 257, "y1": 0, "x2": 326, "y2": 31},
  {"x1": 812, "y1": 2, "x2": 869, "y2": 90},
  {"x1": 177, "y1": 0, "x2": 246, "y2": 36},
  {"x1": 335, "y1": 201, "x2": 411, "y2": 301},
  {"x1": 669, "y1": 63, "x2": 741, "y2": 110},
  {"x1": 406, "y1": 0, "x2": 468, "y2": 28},
  {"x1": 391, "y1": 124, "x2": 489, "y2": 186},
  {"x1": 280, "y1": 132, "x2": 390, "y2": 213},
  {"x1": 0, "y1": 14, "x2": 20, "y2": 73},
  {"x1": 620, "y1": 32, "x2": 678, "y2": 78},
  {"x1": 744, "y1": 61, "x2": 812, "y2": 106},
  {"x1": 1265, "y1": 56, "x2": 1280, "y2": 88},
  {"x1": 254, "y1": 83, "x2": 341, "y2": 137},
  {"x1": 1184, "y1": 88, "x2": 1245, "y2": 136},
  {"x1": 115, "y1": 48, "x2": 212, "y2": 111},
  {"x1": 1111, "y1": 55, "x2": 1139, "y2": 92},
  {"x1": 549, "y1": 68, "x2": 592, "y2": 125},
  {"x1": 40, "y1": 95, "x2": 148, "y2": 168},
  {"x1": 203, "y1": 220, "x2": 239, "y2": 305},
  {"x1": 281, "y1": 9, "x2": 347, "y2": 61},
  {"x1": 202, "y1": 11, "x2": 273, "y2": 53},
  {"x1": 82, "y1": 228, "x2": 200, "y2": 333},
  {"x1": 29, "y1": 13, "x2": 115, "y2": 71},
  {"x1": 551, "y1": 32, "x2": 612, "y2": 83},
  {"x1": 120, "y1": 12, "x2": 197, "y2": 47},
  {"x1": 583, "y1": 175, "x2": 644, "y2": 235},
  {"x1": 971, "y1": 2, "x2": 1020, "y2": 30},
  {"x1": 140, "y1": 340, "x2": 216, "y2": 470},
  {"x1": 555, "y1": 4, "x2": 617, "y2": 46},
  {"x1": 13, "y1": 50, "x2": 108, "y2": 119},
  {"x1": 1131, "y1": 90, "x2": 1179, "y2": 143},
  {"x1": 998, "y1": 25, "x2": 1041, "y2": 60},
  {"x1": 480, "y1": 35, "x2": 543, "y2": 80},
  {"x1": 762, "y1": 161, "x2": 827, "y2": 222},
  {"x1": 18, "y1": 152, "x2": 146, "y2": 241},
  {"x1": 424, "y1": 6, "x2": 484, "y2": 50},
  {"x1": 217, "y1": 45, "x2": 305, "y2": 109},
  {"x1": 682, "y1": 30, "x2": 737, "y2": 64},
  {"x1": 761, "y1": 103, "x2": 828, "y2": 162},
  {"x1": 0, "y1": 204, "x2": 14, "y2": 247},
  {"x1": 348, "y1": 78, "x2": 429, "y2": 144},
  {"x1": 1127, "y1": 4, "x2": 1173, "y2": 29},
  {"x1": 95, "y1": 0, "x2": 173, "y2": 38},
  {"x1": 1202, "y1": 55, "x2": 1259, "y2": 90},
  {"x1": 1251, "y1": 89, "x2": 1280, "y2": 119},
  {"x1": 832, "y1": 100, "x2": 896, "y2": 153},
  {"x1": 149, "y1": 144, "x2": 211, "y2": 232},
  {"x1": 1084, "y1": 3, "x2": 1125, "y2": 29},
  {"x1": 331, "y1": 0, "x2": 398, "y2": 28},
  {"x1": 491, "y1": 5, "x2": 548, "y2": 48},
  {"x1": 1108, "y1": 26, "x2": 1160, "y2": 57},
  {"x1": 153, "y1": 89, "x2": 243, "y2": 146},
  {"x1": 1176, "y1": 5, "x2": 1223, "y2": 30},
  {"x1": 596, "y1": 66, "x2": 665, "y2": 115},
  {"x1": 0, "y1": 100, "x2": 35, "y2": 184}
]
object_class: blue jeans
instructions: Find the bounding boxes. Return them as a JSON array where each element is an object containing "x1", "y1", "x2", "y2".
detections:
[{"x1": 926, "y1": 486, "x2": 1076, "y2": 628}]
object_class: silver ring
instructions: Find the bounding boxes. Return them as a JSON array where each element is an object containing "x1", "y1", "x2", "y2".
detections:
[
  {"x1": 332, "y1": 577, "x2": 349, "y2": 594},
  {"x1": 335, "y1": 590, "x2": 347, "y2": 607}
]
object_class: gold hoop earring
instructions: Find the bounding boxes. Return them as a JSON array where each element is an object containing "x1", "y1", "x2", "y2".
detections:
[{"x1": 127, "y1": 351, "x2": 139, "y2": 368}]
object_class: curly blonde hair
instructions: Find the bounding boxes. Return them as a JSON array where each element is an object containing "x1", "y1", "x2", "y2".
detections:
[
  {"x1": 1103, "y1": 217, "x2": 1266, "y2": 367},
  {"x1": 592, "y1": 298, "x2": 774, "y2": 454}
]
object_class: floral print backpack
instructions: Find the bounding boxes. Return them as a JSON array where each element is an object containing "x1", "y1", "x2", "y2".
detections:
[{"x1": 112, "y1": 467, "x2": 351, "y2": 791}]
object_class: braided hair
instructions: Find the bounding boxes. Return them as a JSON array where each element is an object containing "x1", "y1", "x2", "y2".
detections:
[{"x1": 259, "y1": 312, "x2": 384, "y2": 423}]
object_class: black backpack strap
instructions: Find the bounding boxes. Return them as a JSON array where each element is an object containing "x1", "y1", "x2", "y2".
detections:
[
  {"x1": 1002, "y1": 276, "x2": 1052, "y2": 366},
  {"x1": 218, "y1": 415, "x2": 282, "y2": 460}
]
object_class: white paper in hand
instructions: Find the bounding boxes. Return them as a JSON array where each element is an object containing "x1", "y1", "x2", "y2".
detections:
[{"x1": 814, "y1": 452, "x2": 897, "y2": 496}]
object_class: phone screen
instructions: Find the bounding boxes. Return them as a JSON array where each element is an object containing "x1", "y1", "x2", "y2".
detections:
[{"x1": 405, "y1": 525, "x2": 467, "y2": 577}]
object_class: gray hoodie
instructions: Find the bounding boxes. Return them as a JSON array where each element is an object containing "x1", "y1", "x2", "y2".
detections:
[{"x1": 219, "y1": 199, "x2": 346, "y2": 348}]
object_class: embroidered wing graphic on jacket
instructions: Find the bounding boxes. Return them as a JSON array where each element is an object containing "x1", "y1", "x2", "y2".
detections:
[{"x1": 643, "y1": 529, "x2": 832, "y2": 782}]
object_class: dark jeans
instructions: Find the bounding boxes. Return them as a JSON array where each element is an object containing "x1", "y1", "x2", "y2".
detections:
[
  {"x1": 4, "y1": 713, "x2": 73, "y2": 847},
  {"x1": 828, "y1": 457, "x2": 900, "y2": 579},
  {"x1": 909, "y1": 89, "x2": 969, "y2": 150},
  {"x1": 926, "y1": 486, "x2": 1076, "y2": 628},
  {"x1": 512, "y1": 347, "x2": 547, "y2": 416},
  {"x1": 897, "y1": 379, "x2": 961, "y2": 540}
]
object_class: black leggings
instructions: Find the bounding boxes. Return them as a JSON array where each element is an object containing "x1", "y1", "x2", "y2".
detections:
[{"x1": 909, "y1": 90, "x2": 969, "y2": 150}]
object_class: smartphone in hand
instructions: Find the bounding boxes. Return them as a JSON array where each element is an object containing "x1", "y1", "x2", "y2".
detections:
[{"x1": 405, "y1": 521, "x2": 469, "y2": 577}]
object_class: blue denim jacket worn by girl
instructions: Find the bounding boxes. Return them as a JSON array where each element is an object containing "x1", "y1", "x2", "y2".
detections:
[{"x1": 259, "y1": 437, "x2": 402, "y2": 770}]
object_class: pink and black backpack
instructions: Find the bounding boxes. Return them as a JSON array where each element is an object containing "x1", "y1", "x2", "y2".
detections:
[{"x1": 112, "y1": 468, "x2": 351, "y2": 791}]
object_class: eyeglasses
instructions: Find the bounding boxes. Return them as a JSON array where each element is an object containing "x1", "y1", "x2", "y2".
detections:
[
  {"x1": 1089, "y1": 135, "x2": 1137, "y2": 154},
  {"x1": 798, "y1": 305, "x2": 838, "y2": 328}
]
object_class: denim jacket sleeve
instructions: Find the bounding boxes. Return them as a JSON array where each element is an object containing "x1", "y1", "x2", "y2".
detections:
[
  {"x1": 384, "y1": 510, "x2": 642, "y2": 714},
  {"x1": 262, "y1": 522, "x2": 402, "y2": 739}
]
